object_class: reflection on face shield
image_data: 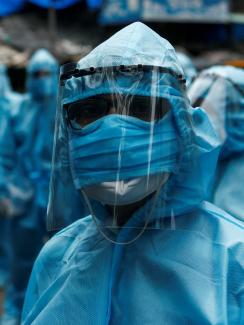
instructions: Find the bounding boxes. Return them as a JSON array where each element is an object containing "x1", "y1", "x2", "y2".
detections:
[{"x1": 65, "y1": 94, "x2": 171, "y2": 129}]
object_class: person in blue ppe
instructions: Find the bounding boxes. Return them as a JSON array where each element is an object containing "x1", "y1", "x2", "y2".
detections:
[
  {"x1": 0, "y1": 64, "x2": 24, "y2": 290},
  {"x1": 176, "y1": 51, "x2": 197, "y2": 88},
  {"x1": 2, "y1": 49, "x2": 59, "y2": 325},
  {"x1": 0, "y1": 107, "x2": 12, "y2": 289},
  {"x1": 188, "y1": 65, "x2": 244, "y2": 222},
  {"x1": 22, "y1": 23, "x2": 243, "y2": 324}
]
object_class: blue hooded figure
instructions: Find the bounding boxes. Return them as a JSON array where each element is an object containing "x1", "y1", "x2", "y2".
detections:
[
  {"x1": 188, "y1": 65, "x2": 244, "y2": 222},
  {"x1": 22, "y1": 23, "x2": 243, "y2": 325},
  {"x1": 0, "y1": 64, "x2": 24, "y2": 290},
  {"x1": 0, "y1": 107, "x2": 13, "y2": 289},
  {"x1": 0, "y1": 63, "x2": 23, "y2": 202},
  {"x1": 2, "y1": 49, "x2": 59, "y2": 325},
  {"x1": 176, "y1": 51, "x2": 197, "y2": 88}
]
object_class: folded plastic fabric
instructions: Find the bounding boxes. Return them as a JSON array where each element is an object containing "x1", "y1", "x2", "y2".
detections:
[{"x1": 188, "y1": 65, "x2": 244, "y2": 221}]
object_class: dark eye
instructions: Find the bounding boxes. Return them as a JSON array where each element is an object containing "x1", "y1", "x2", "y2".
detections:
[
  {"x1": 66, "y1": 98, "x2": 109, "y2": 129},
  {"x1": 129, "y1": 96, "x2": 171, "y2": 122}
]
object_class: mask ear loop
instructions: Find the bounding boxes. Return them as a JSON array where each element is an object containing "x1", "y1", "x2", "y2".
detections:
[{"x1": 81, "y1": 175, "x2": 167, "y2": 245}]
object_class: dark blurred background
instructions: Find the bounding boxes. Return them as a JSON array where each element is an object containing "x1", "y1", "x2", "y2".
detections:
[{"x1": 1, "y1": 0, "x2": 244, "y2": 91}]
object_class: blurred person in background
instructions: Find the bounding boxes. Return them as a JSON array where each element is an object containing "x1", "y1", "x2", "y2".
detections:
[
  {"x1": 0, "y1": 64, "x2": 24, "y2": 292},
  {"x1": 2, "y1": 49, "x2": 59, "y2": 325},
  {"x1": 188, "y1": 65, "x2": 244, "y2": 222},
  {"x1": 21, "y1": 23, "x2": 243, "y2": 324},
  {"x1": 176, "y1": 51, "x2": 197, "y2": 89},
  {"x1": 0, "y1": 107, "x2": 12, "y2": 291}
]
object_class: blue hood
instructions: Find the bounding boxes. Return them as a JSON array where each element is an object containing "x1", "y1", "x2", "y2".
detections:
[
  {"x1": 189, "y1": 65, "x2": 244, "y2": 160},
  {"x1": 176, "y1": 51, "x2": 197, "y2": 88},
  {"x1": 27, "y1": 49, "x2": 58, "y2": 98}
]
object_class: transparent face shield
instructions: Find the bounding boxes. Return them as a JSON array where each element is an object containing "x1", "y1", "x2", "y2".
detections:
[{"x1": 48, "y1": 62, "x2": 205, "y2": 244}]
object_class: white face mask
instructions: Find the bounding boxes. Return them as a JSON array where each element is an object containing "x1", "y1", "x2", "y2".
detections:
[{"x1": 83, "y1": 173, "x2": 170, "y2": 206}]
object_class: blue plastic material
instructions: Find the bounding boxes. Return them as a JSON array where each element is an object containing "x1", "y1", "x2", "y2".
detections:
[
  {"x1": 3, "y1": 49, "x2": 58, "y2": 323},
  {"x1": 0, "y1": 109, "x2": 12, "y2": 288},
  {"x1": 0, "y1": 65, "x2": 23, "y2": 290},
  {"x1": 188, "y1": 65, "x2": 244, "y2": 222}
]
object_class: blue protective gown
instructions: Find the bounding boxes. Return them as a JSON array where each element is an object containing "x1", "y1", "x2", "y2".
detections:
[
  {"x1": 213, "y1": 155, "x2": 244, "y2": 221},
  {"x1": 0, "y1": 107, "x2": 12, "y2": 288},
  {"x1": 0, "y1": 65, "x2": 23, "y2": 289},
  {"x1": 23, "y1": 206, "x2": 243, "y2": 325},
  {"x1": 22, "y1": 23, "x2": 244, "y2": 325},
  {"x1": 188, "y1": 65, "x2": 244, "y2": 222},
  {"x1": 210, "y1": 67, "x2": 244, "y2": 222},
  {"x1": 2, "y1": 50, "x2": 58, "y2": 324}
]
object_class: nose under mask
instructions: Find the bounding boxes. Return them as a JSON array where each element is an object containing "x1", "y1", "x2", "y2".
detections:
[{"x1": 83, "y1": 173, "x2": 170, "y2": 206}]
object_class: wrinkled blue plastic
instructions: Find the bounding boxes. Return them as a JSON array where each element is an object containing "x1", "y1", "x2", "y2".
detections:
[
  {"x1": 205, "y1": 66, "x2": 244, "y2": 160},
  {"x1": 20, "y1": 49, "x2": 58, "y2": 208},
  {"x1": 188, "y1": 65, "x2": 244, "y2": 222},
  {"x1": 0, "y1": 64, "x2": 20, "y2": 194},
  {"x1": 23, "y1": 206, "x2": 244, "y2": 324},
  {"x1": 0, "y1": 64, "x2": 26, "y2": 209},
  {"x1": 0, "y1": 65, "x2": 23, "y2": 290},
  {"x1": 208, "y1": 66, "x2": 244, "y2": 221},
  {"x1": 2, "y1": 50, "x2": 58, "y2": 322},
  {"x1": 214, "y1": 155, "x2": 244, "y2": 221},
  {"x1": 0, "y1": 109, "x2": 12, "y2": 288},
  {"x1": 22, "y1": 23, "x2": 243, "y2": 325}
]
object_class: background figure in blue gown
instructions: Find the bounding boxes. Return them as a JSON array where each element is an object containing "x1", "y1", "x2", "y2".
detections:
[
  {"x1": 22, "y1": 24, "x2": 243, "y2": 324},
  {"x1": 188, "y1": 65, "x2": 244, "y2": 222},
  {"x1": 2, "y1": 49, "x2": 59, "y2": 325},
  {"x1": 0, "y1": 64, "x2": 23, "y2": 291},
  {"x1": 0, "y1": 108, "x2": 12, "y2": 290},
  {"x1": 176, "y1": 51, "x2": 197, "y2": 88}
]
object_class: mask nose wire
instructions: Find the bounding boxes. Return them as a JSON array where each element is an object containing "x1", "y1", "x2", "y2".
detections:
[{"x1": 81, "y1": 175, "x2": 167, "y2": 246}]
